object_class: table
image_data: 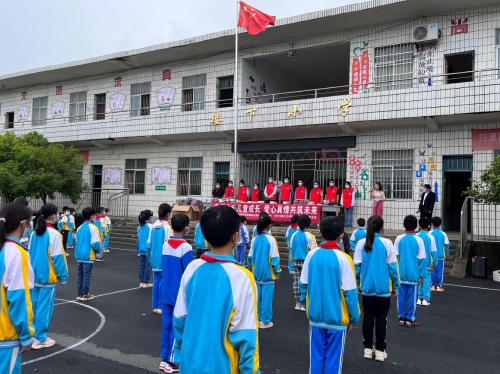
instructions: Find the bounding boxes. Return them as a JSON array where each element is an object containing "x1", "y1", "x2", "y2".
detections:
[{"x1": 321, "y1": 205, "x2": 342, "y2": 220}]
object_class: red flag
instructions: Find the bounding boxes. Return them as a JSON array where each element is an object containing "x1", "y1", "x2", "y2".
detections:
[{"x1": 238, "y1": 1, "x2": 276, "y2": 35}]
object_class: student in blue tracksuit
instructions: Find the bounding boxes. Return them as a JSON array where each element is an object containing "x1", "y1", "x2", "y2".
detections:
[
  {"x1": 417, "y1": 218, "x2": 437, "y2": 307},
  {"x1": 29, "y1": 204, "x2": 68, "y2": 350},
  {"x1": 290, "y1": 214, "x2": 317, "y2": 311},
  {"x1": 59, "y1": 206, "x2": 71, "y2": 252},
  {"x1": 66, "y1": 208, "x2": 76, "y2": 249},
  {"x1": 160, "y1": 213, "x2": 193, "y2": 373},
  {"x1": 248, "y1": 212, "x2": 281, "y2": 329},
  {"x1": 430, "y1": 217, "x2": 450, "y2": 292},
  {"x1": 103, "y1": 208, "x2": 112, "y2": 252},
  {"x1": 350, "y1": 218, "x2": 367, "y2": 250},
  {"x1": 173, "y1": 205, "x2": 260, "y2": 374},
  {"x1": 285, "y1": 214, "x2": 299, "y2": 274},
  {"x1": 147, "y1": 204, "x2": 172, "y2": 315},
  {"x1": 252, "y1": 212, "x2": 272, "y2": 238},
  {"x1": 236, "y1": 215, "x2": 249, "y2": 265},
  {"x1": 300, "y1": 216, "x2": 360, "y2": 374},
  {"x1": 93, "y1": 207, "x2": 107, "y2": 261},
  {"x1": 394, "y1": 215, "x2": 426, "y2": 327},
  {"x1": 0, "y1": 198, "x2": 35, "y2": 374},
  {"x1": 354, "y1": 216, "x2": 399, "y2": 362},
  {"x1": 138, "y1": 210, "x2": 153, "y2": 288},
  {"x1": 194, "y1": 214, "x2": 209, "y2": 259}
]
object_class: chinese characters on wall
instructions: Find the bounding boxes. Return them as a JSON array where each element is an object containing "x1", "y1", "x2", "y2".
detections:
[{"x1": 416, "y1": 42, "x2": 436, "y2": 87}]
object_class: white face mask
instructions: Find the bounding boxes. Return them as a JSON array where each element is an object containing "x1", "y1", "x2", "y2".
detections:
[
  {"x1": 314, "y1": 184, "x2": 319, "y2": 188},
  {"x1": 228, "y1": 183, "x2": 233, "y2": 187},
  {"x1": 240, "y1": 184, "x2": 244, "y2": 187},
  {"x1": 268, "y1": 179, "x2": 273, "y2": 183},
  {"x1": 254, "y1": 186, "x2": 258, "y2": 190},
  {"x1": 345, "y1": 184, "x2": 349, "y2": 188},
  {"x1": 284, "y1": 179, "x2": 289, "y2": 183},
  {"x1": 298, "y1": 182, "x2": 303, "y2": 186},
  {"x1": 66, "y1": 211, "x2": 70, "y2": 215},
  {"x1": 216, "y1": 185, "x2": 220, "y2": 188},
  {"x1": 329, "y1": 183, "x2": 334, "y2": 187}
]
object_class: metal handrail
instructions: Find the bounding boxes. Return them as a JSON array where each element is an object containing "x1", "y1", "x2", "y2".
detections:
[{"x1": 458, "y1": 196, "x2": 473, "y2": 260}]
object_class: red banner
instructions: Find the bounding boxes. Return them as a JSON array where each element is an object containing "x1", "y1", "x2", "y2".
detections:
[
  {"x1": 210, "y1": 202, "x2": 322, "y2": 223},
  {"x1": 471, "y1": 129, "x2": 500, "y2": 151},
  {"x1": 351, "y1": 57, "x2": 360, "y2": 94},
  {"x1": 361, "y1": 49, "x2": 370, "y2": 90}
]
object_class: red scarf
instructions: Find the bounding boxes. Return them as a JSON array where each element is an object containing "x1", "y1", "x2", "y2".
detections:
[{"x1": 319, "y1": 241, "x2": 342, "y2": 250}]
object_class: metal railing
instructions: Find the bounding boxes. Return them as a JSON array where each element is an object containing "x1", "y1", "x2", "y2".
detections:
[
  {"x1": 459, "y1": 196, "x2": 472, "y2": 260},
  {"x1": 472, "y1": 202, "x2": 500, "y2": 243},
  {"x1": 74, "y1": 188, "x2": 129, "y2": 225}
]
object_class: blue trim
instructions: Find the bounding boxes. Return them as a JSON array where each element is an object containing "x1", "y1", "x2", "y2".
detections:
[
  {"x1": 6, "y1": 236, "x2": 22, "y2": 245},
  {"x1": 0, "y1": 340, "x2": 22, "y2": 348},
  {"x1": 309, "y1": 321, "x2": 347, "y2": 331}
]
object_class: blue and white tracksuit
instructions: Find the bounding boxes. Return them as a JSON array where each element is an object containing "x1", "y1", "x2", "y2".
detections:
[
  {"x1": 252, "y1": 226, "x2": 271, "y2": 238},
  {"x1": 137, "y1": 222, "x2": 153, "y2": 284},
  {"x1": 147, "y1": 220, "x2": 172, "y2": 310},
  {"x1": 194, "y1": 223, "x2": 209, "y2": 258},
  {"x1": 431, "y1": 228, "x2": 450, "y2": 288},
  {"x1": 94, "y1": 216, "x2": 107, "y2": 258},
  {"x1": 0, "y1": 237, "x2": 34, "y2": 374},
  {"x1": 417, "y1": 230, "x2": 437, "y2": 302},
  {"x1": 173, "y1": 253, "x2": 260, "y2": 373},
  {"x1": 66, "y1": 215, "x2": 76, "y2": 248},
  {"x1": 104, "y1": 215, "x2": 112, "y2": 250},
  {"x1": 299, "y1": 242, "x2": 360, "y2": 374},
  {"x1": 75, "y1": 222, "x2": 102, "y2": 296},
  {"x1": 236, "y1": 224, "x2": 249, "y2": 265},
  {"x1": 290, "y1": 230, "x2": 317, "y2": 302},
  {"x1": 161, "y1": 237, "x2": 193, "y2": 364},
  {"x1": 247, "y1": 232, "x2": 281, "y2": 324},
  {"x1": 349, "y1": 227, "x2": 367, "y2": 252},
  {"x1": 285, "y1": 224, "x2": 299, "y2": 272},
  {"x1": 29, "y1": 227, "x2": 68, "y2": 343},
  {"x1": 394, "y1": 232, "x2": 426, "y2": 321}
]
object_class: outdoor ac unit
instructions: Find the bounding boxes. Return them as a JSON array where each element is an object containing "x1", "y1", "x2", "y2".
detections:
[{"x1": 412, "y1": 24, "x2": 439, "y2": 42}]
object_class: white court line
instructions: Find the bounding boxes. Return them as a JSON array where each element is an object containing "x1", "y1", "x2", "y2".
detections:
[
  {"x1": 54, "y1": 287, "x2": 140, "y2": 306},
  {"x1": 22, "y1": 299, "x2": 106, "y2": 366},
  {"x1": 443, "y1": 283, "x2": 500, "y2": 292}
]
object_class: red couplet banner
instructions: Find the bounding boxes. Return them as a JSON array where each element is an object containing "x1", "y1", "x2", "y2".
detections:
[{"x1": 210, "y1": 202, "x2": 322, "y2": 223}]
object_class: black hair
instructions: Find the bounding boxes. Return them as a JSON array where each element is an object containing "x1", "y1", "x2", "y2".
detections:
[
  {"x1": 254, "y1": 183, "x2": 260, "y2": 188},
  {"x1": 240, "y1": 179, "x2": 245, "y2": 184},
  {"x1": 256, "y1": 212, "x2": 272, "y2": 234},
  {"x1": 171, "y1": 213, "x2": 190, "y2": 233},
  {"x1": 201, "y1": 206, "x2": 240, "y2": 248},
  {"x1": 313, "y1": 181, "x2": 320, "y2": 185},
  {"x1": 82, "y1": 207, "x2": 96, "y2": 220},
  {"x1": 345, "y1": 181, "x2": 351, "y2": 187},
  {"x1": 329, "y1": 179, "x2": 335, "y2": 183},
  {"x1": 424, "y1": 184, "x2": 431, "y2": 189},
  {"x1": 240, "y1": 215, "x2": 246, "y2": 223},
  {"x1": 104, "y1": 208, "x2": 109, "y2": 213},
  {"x1": 357, "y1": 218, "x2": 366, "y2": 227},
  {"x1": 139, "y1": 210, "x2": 153, "y2": 226},
  {"x1": 319, "y1": 216, "x2": 344, "y2": 241},
  {"x1": 431, "y1": 216, "x2": 442, "y2": 227},
  {"x1": 290, "y1": 214, "x2": 299, "y2": 224},
  {"x1": 97, "y1": 207, "x2": 105, "y2": 214},
  {"x1": 284, "y1": 176, "x2": 290, "y2": 180},
  {"x1": 158, "y1": 203, "x2": 172, "y2": 219},
  {"x1": 70, "y1": 207, "x2": 75, "y2": 214},
  {"x1": 374, "y1": 182, "x2": 383, "y2": 191},
  {"x1": 364, "y1": 216, "x2": 384, "y2": 252},
  {"x1": 419, "y1": 217, "x2": 430, "y2": 230},
  {"x1": 62, "y1": 206, "x2": 69, "y2": 212},
  {"x1": 229, "y1": 180, "x2": 233, "y2": 184},
  {"x1": 298, "y1": 214, "x2": 311, "y2": 231},
  {"x1": 36, "y1": 203, "x2": 59, "y2": 236},
  {"x1": 0, "y1": 198, "x2": 32, "y2": 249},
  {"x1": 403, "y1": 215, "x2": 418, "y2": 231}
]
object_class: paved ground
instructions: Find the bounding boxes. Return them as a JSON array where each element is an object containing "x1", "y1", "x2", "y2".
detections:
[{"x1": 22, "y1": 242, "x2": 500, "y2": 373}]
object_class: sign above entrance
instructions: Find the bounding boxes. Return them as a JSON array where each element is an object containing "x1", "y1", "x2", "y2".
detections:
[{"x1": 471, "y1": 129, "x2": 500, "y2": 151}]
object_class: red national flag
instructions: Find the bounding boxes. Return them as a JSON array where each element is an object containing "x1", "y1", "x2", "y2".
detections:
[{"x1": 238, "y1": 1, "x2": 276, "y2": 35}]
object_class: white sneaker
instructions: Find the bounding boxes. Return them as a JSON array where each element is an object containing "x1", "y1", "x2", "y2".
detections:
[
  {"x1": 436, "y1": 287, "x2": 444, "y2": 292},
  {"x1": 143, "y1": 283, "x2": 153, "y2": 288},
  {"x1": 153, "y1": 308, "x2": 162, "y2": 315},
  {"x1": 159, "y1": 361, "x2": 168, "y2": 371},
  {"x1": 417, "y1": 299, "x2": 422, "y2": 306},
  {"x1": 364, "y1": 348, "x2": 374, "y2": 359},
  {"x1": 139, "y1": 283, "x2": 145, "y2": 288},
  {"x1": 32, "y1": 337, "x2": 56, "y2": 350},
  {"x1": 289, "y1": 271, "x2": 295, "y2": 274},
  {"x1": 259, "y1": 321, "x2": 274, "y2": 329},
  {"x1": 422, "y1": 299, "x2": 430, "y2": 306},
  {"x1": 431, "y1": 286, "x2": 436, "y2": 291},
  {"x1": 295, "y1": 303, "x2": 301, "y2": 310},
  {"x1": 375, "y1": 350, "x2": 387, "y2": 362},
  {"x1": 299, "y1": 306, "x2": 306, "y2": 312}
]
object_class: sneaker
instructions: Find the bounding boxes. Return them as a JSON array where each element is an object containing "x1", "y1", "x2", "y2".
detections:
[
  {"x1": 375, "y1": 350, "x2": 387, "y2": 362},
  {"x1": 32, "y1": 337, "x2": 56, "y2": 350},
  {"x1": 405, "y1": 320, "x2": 420, "y2": 327},
  {"x1": 103, "y1": 249, "x2": 110, "y2": 253},
  {"x1": 422, "y1": 299, "x2": 430, "y2": 307},
  {"x1": 364, "y1": 348, "x2": 374, "y2": 359},
  {"x1": 431, "y1": 286, "x2": 436, "y2": 291},
  {"x1": 81, "y1": 294, "x2": 95, "y2": 301},
  {"x1": 163, "y1": 363, "x2": 179, "y2": 373},
  {"x1": 139, "y1": 283, "x2": 145, "y2": 288},
  {"x1": 153, "y1": 309, "x2": 162, "y2": 315},
  {"x1": 259, "y1": 321, "x2": 274, "y2": 329},
  {"x1": 76, "y1": 294, "x2": 83, "y2": 301},
  {"x1": 398, "y1": 318, "x2": 406, "y2": 326},
  {"x1": 417, "y1": 299, "x2": 422, "y2": 306},
  {"x1": 295, "y1": 303, "x2": 301, "y2": 310},
  {"x1": 66, "y1": 253, "x2": 69, "y2": 256},
  {"x1": 143, "y1": 283, "x2": 153, "y2": 288},
  {"x1": 289, "y1": 271, "x2": 295, "y2": 274},
  {"x1": 159, "y1": 361, "x2": 168, "y2": 371},
  {"x1": 300, "y1": 306, "x2": 306, "y2": 312},
  {"x1": 436, "y1": 287, "x2": 444, "y2": 292},
  {"x1": 95, "y1": 258, "x2": 104, "y2": 262}
]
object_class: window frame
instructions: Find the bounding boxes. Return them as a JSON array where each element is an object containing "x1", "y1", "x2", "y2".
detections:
[
  {"x1": 130, "y1": 82, "x2": 151, "y2": 117},
  {"x1": 177, "y1": 157, "x2": 203, "y2": 196},
  {"x1": 214, "y1": 162, "x2": 230, "y2": 189},
  {"x1": 182, "y1": 74, "x2": 207, "y2": 111},
  {"x1": 374, "y1": 43, "x2": 415, "y2": 92},
  {"x1": 494, "y1": 150, "x2": 500, "y2": 159},
  {"x1": 69, "y1": 91, "x2": 87, "y2": 123},
  {"x1": 32, "y1": 96, "x2": 48, "y2": 126},
  {"x1": 5, "y1": 111, "x2": 14, "y2": 129},
  {"x1": 372, "y1": 149, "x2": 413, "y2": 200},
  {"x1": 217, "y1": 76, "x2": 234, "y2": 108},
  {"x1": 444, "y1": 51, "x2": 475, "y2": 84},
  {"x1": 125, "y1": 159, "x2": 147, "y2": 195},
  {"x1": 94, "y1": 93, "x2": 106, "y2": 120},
  {"x1": 496, "y1": 29, "x2": 500, "y2": 79}
]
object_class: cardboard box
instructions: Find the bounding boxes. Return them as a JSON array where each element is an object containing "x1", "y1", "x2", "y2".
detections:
[{"x1": 172, "y1": 204, "x2": 200, "y2": 221}]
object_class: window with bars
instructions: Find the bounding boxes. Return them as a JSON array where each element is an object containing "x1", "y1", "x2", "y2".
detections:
[
  {"x1": 69, "y1": 92, "x2": 87, "y2": 123},
  {"x1": 125, "y1": 159, "x2": 146, "y2": 194},
  {"x1": 94, "y1": 93, "x2": 106, "y2": 120},
  {"x1": 130, "y1": 83, "x2": 151, "y2": 117},
  {"x1": 374, "y1": 44, "x2": 414, "y2": 92},
  {"x1": 182, "y1": 74, "x2": 206, "y2": 111},
  {"x1": 214, "y1": 162, "x2": 230, "y2": 188},
  {"x1": 177, "y1": 157, "x2": 203, "y2": 195},
  {"x1": 218, "y1": 76, "x2": 234, "y2": 108},
  {"x1": 372, "y1": 149, "x2": 413, "y2": 200},
  {"x1": 33, "y1": 97, "x2": 48, "y2": 126},
  {"x1": 496, "y1": 29, "x2": 500, "y2": 79}
]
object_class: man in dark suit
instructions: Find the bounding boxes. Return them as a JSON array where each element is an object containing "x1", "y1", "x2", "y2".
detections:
[{"x1": 417, "y1": 184, "x2": 435, "y2": 221}]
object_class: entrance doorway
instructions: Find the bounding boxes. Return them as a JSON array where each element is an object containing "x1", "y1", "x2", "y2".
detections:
[
  {"x1": 443, "y1": 156, "x2": 472, "y2": 231},
  {"x1": 92, "y1": 165, "x2": 103, "y2": 209}
]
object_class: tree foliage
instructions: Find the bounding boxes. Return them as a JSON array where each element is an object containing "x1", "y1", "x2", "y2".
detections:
[
  {"x1": 465, "y1": 155, "x2": 500, "y2": 204},
  {"x1": 0, "y1": 132, "x2": 87, "y2": 203}
]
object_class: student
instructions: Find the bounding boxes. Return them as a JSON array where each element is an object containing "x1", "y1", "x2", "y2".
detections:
[
  {"x1": 223, "y1": 181, "x2": 235, "y2": 199},
  {"x1": 325, "y1": 179, "x2": 339, "y2": 205},
  {"x1": 20, "y1": 217, "x2": 34, "y2": 250},
  {"x1": 285, "y1": 215, "x2": 300, "y2": 274},
  {"x1": 65, "y1": 208, "x2": 76, "y2": 249},
  {"x1": 173, "y1": 205, "x2": 260, "y2": 373},
  {"x1": 290, "y1": 215, "x2": 317, "y2": 311},
  {"x1": 394, "y1": 215, "x2": 426, "y2": 327},
  {"x1": 350, "y1": 218, "x2": 367, "y2": 250},
  {"x1": 104, "y1": 208, "x2": 112, "y2": 253},
  {"x1": 236, "y1": 216, "x2": 249, "y2": 266},
  {"x1": 280, "y1": 176, "x2": 293, "y2": 203},
  {"x1": 160, "y1": 213, "x2": 193, "y2": 373},
  {"x1": 341, "y1": 182, "x2": 356, "y2": 228},
  {"x1": 147, "y1": 204, "x2": 172, "y2": 315},
  {"x1": 194, "y1": 213, "x2": 210, "y2": 259},
  {"x1": 430, "y1": 217, "x2": 450, "y2": 292},
  {"x1": 354, "y1": 216, "x2": 399, "y2": 362},
  {"x1": 29, "y1": 203, "x2": 68, "y2": 350},
  {"x1": 309, "y1": 181, "x2": 323, "y2": 204},
  {"x1": 212, "y1": 182, "x2": 224, "y2": 199},
  {"x1": 252, "y1": 212, "x2": 272, "y2": 238},
  {"x1": 138, "y1": 210, "x2": 154, "y2": 288},
  {"x1": 251, "y1": 183, "x2": 261, "y2": 202},
  {"x1": 75, "y1": 207, "x2": 102, "y2": 301},
  {"x1": 94, "y1": 207, "x2": 107, "y2": 260},
  {"x1": 59, "y1": 206, "x2": 71, "y2": 252},
  {"x1": 294, "y1": 179, "x2": 307, "y2": 201},
  {"x1": 247, "y1": 213, "x2": 281, "y2": 329},
  {"x1": 299, "y1": 217, "x2": 360, "y2": 373},
  {"x1": 0, "y1": 198, "x2": 35, "y2": 373},
  {"x1": 238, "y1": 180, "x2": 250, "y2": 202},
  {"x1": 264, "y1": 176, "x2": 278, "y2": 203},
  {"x1": 417, "y1": 218, "x2": 437, "y2": 306}
]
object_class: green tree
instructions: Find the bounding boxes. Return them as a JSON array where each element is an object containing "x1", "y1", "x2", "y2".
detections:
[
  {"x1": 0, "y1": 132, "x2": 87, "y2": 203},
  {"x1": 465, "y1": 155, "x2": 500, "y2": 204}
]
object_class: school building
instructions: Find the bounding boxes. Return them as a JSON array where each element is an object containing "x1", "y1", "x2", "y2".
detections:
[{"x1": 1, "y1": 0, "x2": 500, "y2": 237}]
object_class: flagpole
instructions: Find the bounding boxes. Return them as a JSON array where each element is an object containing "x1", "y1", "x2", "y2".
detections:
[{"x1": 233, "y1": 0, "x2": 240, "y2": 210}]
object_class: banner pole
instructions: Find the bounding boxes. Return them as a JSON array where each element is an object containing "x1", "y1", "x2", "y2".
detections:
[{"x1": 234, "y1": 0, "x2": 240, "y2": 210}]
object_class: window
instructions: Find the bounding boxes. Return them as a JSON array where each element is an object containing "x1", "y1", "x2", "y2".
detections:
[
  {"x1": 182, "y1": 74, "x2": 206, "y2": 111},
  {"x1": 69, "y1": 91, "x2": 87, "y2": 123},
  {"x1": 372, "y1": 150, "x2": 413, "y2": 200},
  {"x1": 494, "y1": 150, "x2": 500, "y2": 159},
  {"x1": 445, "y1": 52, "x2": 474, "y2": 84},
  {"x1": 218, "y1": 76, "x2": 234, "y2": 108},
  {"x1": 94, "y1": 94, "x2": 106, "y2": 120},
  {"x1": 130, "y1": 83, "x2": 151, "y2": 116},
  {"x1": 125, "y1": 159, "x2": 146, "y2": 194},
  {"x1": 496, "y1": 29, "x2": 500, "y2": 79},
  {"x1": 374, "y1": 43, "x2": 414, "y2": 91},
  {"x1": 177, "y1": 157, "x2": 203, "y2": 195},
  {"x1": 214, "y1": 162, "x2": 230, "y2": 188},
  {"x1": 5, "y1": 111, "x2": 14, "y2": 129},
  {"x1": 33, "y1": 97, "x2": 48, "y2": 126}
]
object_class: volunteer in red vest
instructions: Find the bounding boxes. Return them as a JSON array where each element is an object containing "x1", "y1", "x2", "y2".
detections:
[
  {"x1": 238, "y1": 180, "x2": 250, "y2": 202},
  {"x1": 251, "y1": 183, "x2": 261, "y2": 202},
  {"x1": 325, "y1": 179, "x2": 339, "y2": 205},
  {"x1": 309, "y1": 181, "x2": 323, "y2": 204},
  {"x1": 280, "y1": 176, "x2": 293, "y2": 203},
  {"x1": 341, "y1": 181, "x2": 356, "y2": 228},
  {"x1": 212, "y1": 182, "x2": 224, "y2": 199},
  {"x1": 294, "y1": 179, "x2": 307, "y2": 202},
  {"x1": 223, "y1": 181, "x2": 235, "y2": 199},
  {"x1": 264, "y1": 177, "x2": 278, "y2": 203}
]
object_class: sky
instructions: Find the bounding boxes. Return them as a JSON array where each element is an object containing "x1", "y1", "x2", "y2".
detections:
[{"x1": 0, "y1": 0, "x2": 365, "y2": 75}]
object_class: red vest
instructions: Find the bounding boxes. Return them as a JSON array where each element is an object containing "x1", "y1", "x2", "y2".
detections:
[
  {"x1": 238, "y1": 186, "x2": 249, "y2": 202},
  {"x1": 326, "y1": 186, "x2": 338, "y2": 201},
  {"x1": 310, "y1": 188, "x2": 322, "y2": 204},
  {"x1": 342, "y1": 188, "x2": 355, "y2": 208},
  {"x1": 224, "y1": 186, "x2": 234, "y2": 199},
  {"x1": 295, "y1": 186, "x2": 307, "y2": 200},
  {"x1": 280, "y1": 183, "x2": 292, "y2": 201},
  {"x1": 265, "y1": 183, "x2": 277, "y2": 200},
  {"x1": 251, "y1": 189, "x2": 261, "y2": 202}
]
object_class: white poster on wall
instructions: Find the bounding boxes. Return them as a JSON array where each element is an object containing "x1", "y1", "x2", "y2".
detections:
[
  {"x1": 52, "y1": 102, "x2": 65, "y2": 118},
  {"x1": 156, "y1": 87, "x2": 176, "y2": 107},
  {"x1": 17, "y1": 106, "x2": 29, "y2": 122},
  {"x1": 109, "y1": 93, "x2": 126, "y2": 111},
  {"x1": 103, "y1": 168, "x2": 122, "y2": 185},
  {"x1": 152, "y1": 166, "x2": 172, "y2": 184}
]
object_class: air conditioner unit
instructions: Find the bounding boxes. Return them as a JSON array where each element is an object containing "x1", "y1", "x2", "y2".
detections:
[{"x1": 412, "y1": 23, "x2": 439, "y2": 43}]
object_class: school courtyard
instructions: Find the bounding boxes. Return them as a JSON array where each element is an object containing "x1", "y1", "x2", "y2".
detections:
[{"x1": 22, "y1": 242, "x2": 499, "y2": 374}]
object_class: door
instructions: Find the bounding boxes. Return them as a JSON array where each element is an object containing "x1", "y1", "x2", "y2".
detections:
[
  {"x1": 95, "y1": 94, "x2": 106, "y2": 120},
  {"x1": 92, "y1": 165, "x2": 103, "y2": 209},
  {"x1": 443, "y1": 156, "x2": 472, "y2": 231}
]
